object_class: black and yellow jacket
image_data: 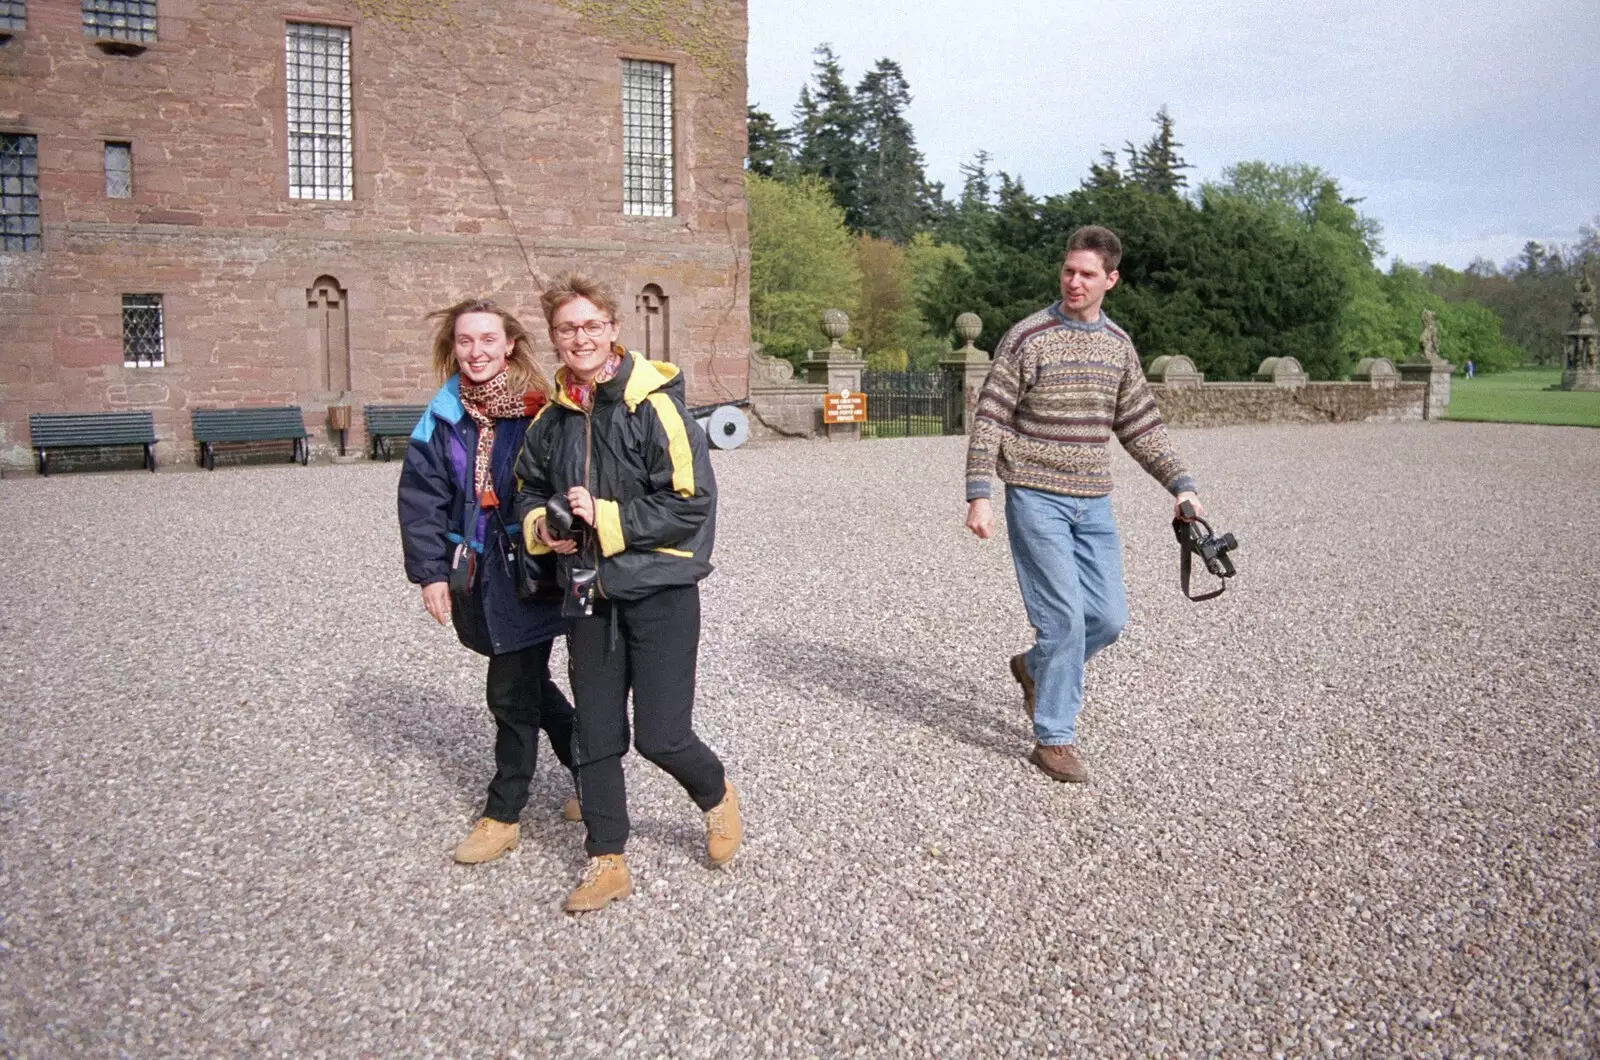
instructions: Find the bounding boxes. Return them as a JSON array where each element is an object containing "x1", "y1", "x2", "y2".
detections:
[{"x1": 513, "y1": 348, "x2": 716, "y2": 601}]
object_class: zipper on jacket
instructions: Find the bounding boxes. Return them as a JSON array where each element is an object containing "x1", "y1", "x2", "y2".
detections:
[{"x1": 584, "y1": 406, "x2": 607, "y2": 599}]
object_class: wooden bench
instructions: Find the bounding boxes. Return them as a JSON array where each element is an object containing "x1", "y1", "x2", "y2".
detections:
[
  {"x1": 29, "y1": 411, "x2": 158, "y2": 476},
  {"x1": 191, "y1": 407, "x2": 309, "y2": 470},
  {"x1": 364, "y1": 404, "x2": 427, "y2": 461}
]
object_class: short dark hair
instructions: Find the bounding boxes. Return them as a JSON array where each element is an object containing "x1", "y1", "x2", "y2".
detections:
[
  {"x1": 539, "y1": 272, "x2": 620, "y2": 327},
  {"x1": 1065, "y1": 225, "x2": 1122, "y2": 273}
]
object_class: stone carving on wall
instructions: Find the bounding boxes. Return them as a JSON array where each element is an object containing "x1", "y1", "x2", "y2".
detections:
[{"x1": 748, "y1": 343, "x2": 797, "y2": 387}]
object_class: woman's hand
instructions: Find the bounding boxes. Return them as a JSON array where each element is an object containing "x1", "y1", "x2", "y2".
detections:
[
  {"x1": 421, "y1": 582, "x2": 451, "y2": 625},
  {"x1": 566, "y1": 486, "x2": 596, "y2": 525},
  {"x1": 536, "y1": 517, "x2": 579, "y2": 555}
]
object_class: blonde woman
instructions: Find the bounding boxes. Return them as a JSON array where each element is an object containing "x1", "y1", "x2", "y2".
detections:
[{"x1": 398, "y1": 299, "x2": 579, "y2": 865}]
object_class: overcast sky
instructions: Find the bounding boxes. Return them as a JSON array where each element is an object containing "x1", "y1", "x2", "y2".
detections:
[{"x1": 746, "y1": 0, "x2": 1599, "y2": 270}]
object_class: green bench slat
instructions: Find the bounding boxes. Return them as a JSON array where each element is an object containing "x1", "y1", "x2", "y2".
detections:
[
  {"x1": 363, "y1": 404, "x2": 427, "y2": 436},
  {"x1": 191, "y1": 407, "x2": 308, "y2": 442},
  {"x1": 31, "y1": 411, "x2": 156, "y2": 448}
]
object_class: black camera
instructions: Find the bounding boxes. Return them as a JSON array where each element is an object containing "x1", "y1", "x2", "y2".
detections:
[
  {"x1": 544, "y1": 493, "x2": 578, "y2": 540},
  {"x1": 1172, "y1": 500, "x2": 1238, "y2": 601}
]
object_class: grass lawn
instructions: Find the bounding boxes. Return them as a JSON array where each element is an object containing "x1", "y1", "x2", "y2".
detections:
[{"x1": 1446, "y1": 367, "x2": 1600, "y2": 428}]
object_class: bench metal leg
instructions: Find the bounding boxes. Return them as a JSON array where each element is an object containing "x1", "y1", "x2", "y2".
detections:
[
  {"x1": 145, "y1": 443, "x2": 157, "y2": 472},
  {"x1": 202, "y1": 442, "x2": 216, "y2": 471},
  {"x1": 36, "y1": 449, "x2": 49, "y2": 476}
]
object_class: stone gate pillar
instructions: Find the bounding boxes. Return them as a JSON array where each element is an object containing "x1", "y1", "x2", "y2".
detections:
[
  {"x1": 802, "y1": 309, "x2": 866, "y2": 441},
  {"x1": 939, "y1": 312, "x2": 991, "y2": 434}
]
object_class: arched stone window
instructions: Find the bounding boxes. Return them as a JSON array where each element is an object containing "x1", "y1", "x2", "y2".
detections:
[
  {"x1": 307, "y1": 275, "x2": 350, "y2": 393},
  {"x1": 636, "y1": 283, "x2": 670, "y2": 362}
]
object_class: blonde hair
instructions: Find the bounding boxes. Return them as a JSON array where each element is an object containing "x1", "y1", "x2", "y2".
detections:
[
  {"x1": 427, "y1": 299, "x2": 552, "y2": 398},
  {"x1": 539, "y1": 272, "x2": 620, "y2": 326}
]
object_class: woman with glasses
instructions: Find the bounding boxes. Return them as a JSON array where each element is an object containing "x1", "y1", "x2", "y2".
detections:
[
  {"x1": 398, "y1": 299, "x2": 581, "y2": 866},
  {"x1": 515, "y1": 272, "x2": 741, "y2": 913}
]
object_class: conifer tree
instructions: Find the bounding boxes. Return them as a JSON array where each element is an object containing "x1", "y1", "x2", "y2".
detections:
[
  {"x1": 793, "y1": 45, "x2": 866, "y2": 229},
  {"x1": 854, "y1": 58, "x2": 931, "y2": 242},
  {"x1": 746, "y1": 105, "x2": 794, "y2": 179},
  {"x1": 1124, "y1": 106, "x2": 1191, "y2": 197}
]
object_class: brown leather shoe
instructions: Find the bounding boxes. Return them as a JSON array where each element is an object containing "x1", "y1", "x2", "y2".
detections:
[
  {"x1": 564, "y1": 854, "x2": 633, "y2": 913},
  {"x1": 452, "y1": 817, "x2": 519, "y2": 864},
  {"x1": 704, "y1": 782, "x2": 742, "y2": 867},
  {"x1": 1030, "y1": 743, "x2": 1088, "y2": 783},
  {"x1": 561, "y1": 795, "x2": 582, "y2": 823},
  {"x1": 1009, "y1": 653, "x2": 1036, "y2": 719}
]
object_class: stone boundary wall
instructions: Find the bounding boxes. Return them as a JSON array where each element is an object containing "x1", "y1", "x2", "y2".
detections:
[{"x1": 1150, "y1": 380, "x2": 1428, "y2": 427}]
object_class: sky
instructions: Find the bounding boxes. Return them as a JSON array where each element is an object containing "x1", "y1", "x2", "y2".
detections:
[{"x1": 746, "y1": 0, "x2": 1600, "y2": 270}]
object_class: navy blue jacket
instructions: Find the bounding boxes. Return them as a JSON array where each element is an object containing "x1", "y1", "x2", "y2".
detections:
[{"x1": 397, "y1": 376, "x2": 564, "y2": 657}]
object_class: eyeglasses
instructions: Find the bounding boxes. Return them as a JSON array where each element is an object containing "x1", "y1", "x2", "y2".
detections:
[{"x1": 552, "y1": 320, "x2": 613, "y2": 340}]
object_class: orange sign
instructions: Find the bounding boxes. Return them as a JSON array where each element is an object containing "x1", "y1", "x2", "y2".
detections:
[{"x1": 822, "y1": 389, "x2": 867, "y2": 424}]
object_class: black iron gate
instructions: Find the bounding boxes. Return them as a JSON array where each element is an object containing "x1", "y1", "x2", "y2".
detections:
[{"x1": 860, "y1": 370, "x2": 965, "y2": 439}]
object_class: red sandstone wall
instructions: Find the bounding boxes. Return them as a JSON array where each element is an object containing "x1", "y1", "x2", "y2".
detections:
[{"x1": 0, "y1": 0, "x2": 751, "y2": 468}]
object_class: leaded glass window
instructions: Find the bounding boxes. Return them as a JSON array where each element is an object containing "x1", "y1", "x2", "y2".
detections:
[
  {"x1": 122, "y1": 295, "x2": 164, "y2": 367},
  {"x1": 105, "y1": 142, "x2": 132, "y2": 198},
  {"x1": 82, "y1": 0, "x2": 157, "y2": 44},
  {"x1": 0, "y1": 1, "x2": 27, "y2": 34},
  {"x1": 622, "y1": 60, "x2": 673, "y2": 217},
  {"x1": 285, "y1": 23, "x2": 352, "y2": 201},
  {"x1": 1, "y1": 134, "x2": 41, "y2": 252}
]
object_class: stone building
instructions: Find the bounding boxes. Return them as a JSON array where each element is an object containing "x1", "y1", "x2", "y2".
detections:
[{"x1": 0, "y1": 0, "x2": 751, "y2": 470}]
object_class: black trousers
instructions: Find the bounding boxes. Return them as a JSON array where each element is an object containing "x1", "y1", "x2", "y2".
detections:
[
  {"x1": 483, "y1": 639, "x2": 577, "y2": 823},
  {"x1": 568, "y1": 584, "x2": 726, "y2": 856}
]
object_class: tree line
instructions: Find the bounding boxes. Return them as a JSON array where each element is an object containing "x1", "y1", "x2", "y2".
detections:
[{"x1": 748, "y1": 45, "x2": 1591, "y2": 378}]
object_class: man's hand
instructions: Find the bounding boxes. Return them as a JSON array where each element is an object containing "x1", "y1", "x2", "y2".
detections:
[
  {"x1": 1174, "y1": 490, "x2": 1205, "y2": 521},
  {"x1": 566, "y1": 485, "x2": 596, "y2": 525},
  {"x1": 421, "y1": 581, "x2": 451, "y2": 625},
  {"x1": 535, "y1": 517, "x2": 579, "y2": 555},
  {"x1": 966, "y1": 498, "x2": 995, "y2": 539}
]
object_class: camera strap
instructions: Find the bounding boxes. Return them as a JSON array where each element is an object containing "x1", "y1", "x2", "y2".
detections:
[
  {"x1": 1177, "y1": 540, "x2": 1227, "y2": 601},
  {"x1": 1173, "y1": 513, "x2": 1228, "y2": 602}
]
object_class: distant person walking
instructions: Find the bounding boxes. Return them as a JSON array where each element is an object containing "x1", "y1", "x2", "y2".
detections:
[
  {"x1": 516, "y1": 273, "x2": 740, "y2": 913},
  {"x1": 398, "y1": 299, "x2": 580, "y2": 865},
  {"x1": 1465, "y1": 359, "x2": 1475, "y2": 379},
  {"x1": 965, "y1": 226, "x2": 1205, "y2": 783}
]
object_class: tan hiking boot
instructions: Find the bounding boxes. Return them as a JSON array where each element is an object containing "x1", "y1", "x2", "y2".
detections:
[
  {"x1": 1030, "y1": 743, "x2": 1089, "y2": 784},
  {"x1": 452, "y1": 817, "x2": 519, "y2": 864},
  {"x1": 561, "y1": 795, "x2": 582, "y2": 823},
  {"x1": 704, "y1": 782, "x2": 742, "y2": 867},
  {"x1": 564, "y1": 854, "x2": 632, "y2": 913},
  {"x1": 1009, "y1": 653, "x2": 1036, "y2": 719}
]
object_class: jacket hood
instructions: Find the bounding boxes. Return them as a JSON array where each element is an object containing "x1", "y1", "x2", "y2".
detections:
[{"x1": 553, "y1": 347, "x2": 683, "y2": 413}]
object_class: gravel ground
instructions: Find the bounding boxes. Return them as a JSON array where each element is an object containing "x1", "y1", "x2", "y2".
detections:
[{"x1": 1, "y1": 421, "x2": 1596, "y2": 1058}]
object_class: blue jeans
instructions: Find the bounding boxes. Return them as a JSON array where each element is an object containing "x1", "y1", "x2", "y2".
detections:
[{"x1": 1004, "y1": 488, "x2": 1129, "y2": 746}]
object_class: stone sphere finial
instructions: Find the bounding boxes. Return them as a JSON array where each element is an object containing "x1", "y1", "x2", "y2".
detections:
[
  {"x1": 820, "y1": 309, "x2": 850, "y2": 342},
  {"x1": 954, "y1": 312, "x2": 982, "y2": 346}
]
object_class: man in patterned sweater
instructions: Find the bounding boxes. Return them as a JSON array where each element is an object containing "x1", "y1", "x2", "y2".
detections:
[{"x1": 965, "y1": 225, "x2": 1204, "y2": 783}]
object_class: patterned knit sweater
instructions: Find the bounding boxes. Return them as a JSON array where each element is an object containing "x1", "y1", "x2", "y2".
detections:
[{"x1": 965, "y1": 304, "x2": 1196, "y2": 501}]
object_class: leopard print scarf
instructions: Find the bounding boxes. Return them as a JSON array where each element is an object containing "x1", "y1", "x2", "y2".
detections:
[{"x1": 459, "y1": 371, "x2": 545, "y2": 509}]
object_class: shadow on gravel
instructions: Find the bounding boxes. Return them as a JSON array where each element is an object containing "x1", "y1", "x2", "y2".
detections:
[
  {"x1": 335, "y1": 674, "x2": 484, "y2": 802},
  {"x1": 756, "y1": 638, "x2": 1022, "y2": 758},
  {"x1": 336, "y1": 674, "x2": 582, "y2": 843}
]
